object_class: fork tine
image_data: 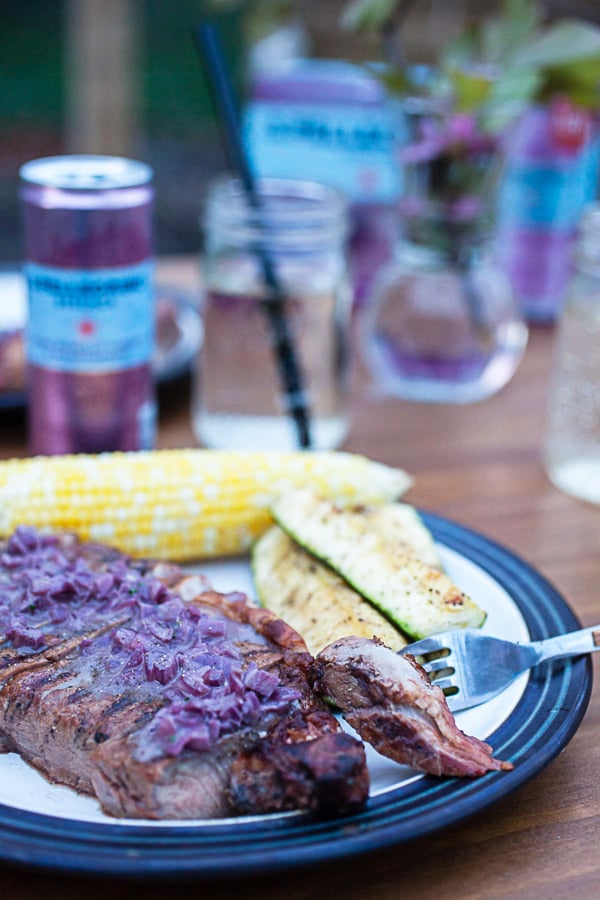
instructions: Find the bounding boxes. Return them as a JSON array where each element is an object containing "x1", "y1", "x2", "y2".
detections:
[
  {"x1": 401, "y1": 636, "x2": 448, "y2": 656},
  {"x1": 424, "y1": 658, "x2": 455, "y2": 675}
]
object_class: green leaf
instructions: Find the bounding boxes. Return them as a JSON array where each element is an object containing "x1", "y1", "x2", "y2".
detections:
[
  {"x1": 479, "y1": 0, "x2": 541, "y2": 65},
  {"x1": 539, "y1": 57, "x2": 600, "y2": 107},
  {"x1": 479, "y1": 67, "x2": 543, "y2": 132},
  {"x1": 488, "y1": 67, "x2": 542, "y2": 106},
  {"x1": 511, "y1": 19, "x2": 600, "y2": 69},
  {"x1": 447, "y1": 66, "x2": 494, "y2": 112},
  {"x1": 441, "y1": 26, "x2": 480, "y2": 70}
]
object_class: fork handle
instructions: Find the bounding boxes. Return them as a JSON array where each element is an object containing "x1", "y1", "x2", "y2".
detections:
[{"x1": 532, "y1": 625, "x2": 600, "y2": 663}]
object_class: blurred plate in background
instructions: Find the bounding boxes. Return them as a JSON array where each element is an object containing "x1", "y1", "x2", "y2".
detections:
[{"x1": 0, "y1": 269, "x2": 203, "y2": 410}]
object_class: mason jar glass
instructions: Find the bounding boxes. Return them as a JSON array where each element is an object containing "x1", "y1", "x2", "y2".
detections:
[
  {"x1": 543, "y1": 203, "x2": 600, "y2": 503},
  {"x1": 192, "y1": 176, "x2": 352, "y2": 451}
]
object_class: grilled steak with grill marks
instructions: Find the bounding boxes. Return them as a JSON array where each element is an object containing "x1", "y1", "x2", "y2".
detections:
[{"x1": 0, "y1": 527, "x2": 368, "y2": 819}]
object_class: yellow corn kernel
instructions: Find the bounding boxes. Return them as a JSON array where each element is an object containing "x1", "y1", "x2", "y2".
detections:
[{"x1": 0, "y1": 449, "x2": 412, "y2": 561}]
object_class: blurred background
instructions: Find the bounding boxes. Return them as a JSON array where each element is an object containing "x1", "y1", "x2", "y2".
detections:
[{"x1": 2, "y1": 0, "x2": 597, "y2": 264}]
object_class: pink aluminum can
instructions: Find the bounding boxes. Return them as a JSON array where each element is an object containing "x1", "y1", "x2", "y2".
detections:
[{"x1": 19, "y1": 155, "x2": 156, "y2": 455}]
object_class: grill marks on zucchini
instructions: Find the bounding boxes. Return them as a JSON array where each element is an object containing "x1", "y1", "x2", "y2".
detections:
[
  {"x1": 266, "y1": 490, "x2": 486, "y2": 642},
  {"x1": 252, "y1": 527, "x2": 407, "y2": 655}
]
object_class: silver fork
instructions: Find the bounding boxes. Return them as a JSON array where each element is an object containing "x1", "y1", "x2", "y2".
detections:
[{"x1": 401, "y1": 625, "x2": 600, "y2": 712}]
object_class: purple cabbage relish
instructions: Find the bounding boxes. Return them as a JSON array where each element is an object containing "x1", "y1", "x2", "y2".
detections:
[
  {"x1": 0, "y1": 525, "x2": 162, "y2": 655},
  {"x1": 1, "y1": 526, "x2": 301, "y2": 760}
]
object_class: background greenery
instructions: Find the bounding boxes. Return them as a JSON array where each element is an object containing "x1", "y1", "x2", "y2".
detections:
[
  {"x1": 0, "y1": 0, "x2": 245, "y2": 261},
  {"x1": 1, "y1": 0, "x2": 598, "y2": 261}
]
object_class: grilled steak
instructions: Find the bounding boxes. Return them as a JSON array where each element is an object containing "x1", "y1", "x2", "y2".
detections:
[
  {"x1": 0, "y1": 527, "x2": 368, "y2": 818},
  {"x1": 316, "y1": 636, "x2": 512, "y2": 777}
]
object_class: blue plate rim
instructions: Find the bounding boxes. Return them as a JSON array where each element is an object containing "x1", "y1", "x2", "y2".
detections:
[{"x1": 0, "y1": 511, "x2": 593, "y2": 879}]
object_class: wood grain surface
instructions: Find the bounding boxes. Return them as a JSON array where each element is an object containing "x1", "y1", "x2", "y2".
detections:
[{"x1": 1, "y1": 258, "x2": 598, "y2": 899}]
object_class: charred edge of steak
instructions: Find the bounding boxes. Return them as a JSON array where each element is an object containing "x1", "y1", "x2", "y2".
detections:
[{"x1": 228, "y1": 709, "x2": 369, "y2": 818}]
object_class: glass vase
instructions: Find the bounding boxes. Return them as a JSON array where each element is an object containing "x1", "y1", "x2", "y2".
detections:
[{"x1": 360, "y1": 98, "x2": 528, "y2": 403}]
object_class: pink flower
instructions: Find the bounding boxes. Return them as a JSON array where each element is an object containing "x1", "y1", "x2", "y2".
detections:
[{"x1": 400, "y1": 111, "x2": 497, "y2": 165}]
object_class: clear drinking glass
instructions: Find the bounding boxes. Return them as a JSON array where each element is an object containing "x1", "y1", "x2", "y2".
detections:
[
  {"x1": 543, "y1": 204, "x2": 600, "y2": 503},
  {"x1": 192, "y1": 177, "x2": 351, "y2": 451}
]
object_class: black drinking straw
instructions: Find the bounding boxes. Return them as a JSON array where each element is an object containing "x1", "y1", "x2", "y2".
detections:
[{"x1": 193, "y1": 22, "x2": 312, "y2": 449}]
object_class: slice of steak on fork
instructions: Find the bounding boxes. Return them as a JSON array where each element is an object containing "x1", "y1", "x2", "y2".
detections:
[{"x1": 316, "y1": 636, "x2": 512, "y2": 777}]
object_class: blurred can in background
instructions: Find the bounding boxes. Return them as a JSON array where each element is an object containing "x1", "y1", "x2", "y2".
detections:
[
  {"x1": 496, "y1": 98, "x2": 600, "y2": 322},
  {"x1": 19, "y1": 155, "x2": 156, "y2": 455},
  {"x1": 243, "y1": 59, "x2": 402, "y2": 308}
]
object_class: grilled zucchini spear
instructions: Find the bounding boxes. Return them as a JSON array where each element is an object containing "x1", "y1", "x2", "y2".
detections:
[
  {"x1": 252, "y1": 525, "x2": 408, "y2": 655},
  {"x1": 269, "y1": 490, "x2": 486, "y2": 641}
]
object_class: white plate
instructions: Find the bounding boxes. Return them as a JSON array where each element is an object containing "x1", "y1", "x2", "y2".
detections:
[{"x1": 0, "y1": 513, "x2": 592, "y2": 877}]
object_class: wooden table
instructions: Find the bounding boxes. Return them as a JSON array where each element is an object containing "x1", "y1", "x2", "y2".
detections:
[{"x1": 1, "y1": 258, "x2": 599, "y2": 898}]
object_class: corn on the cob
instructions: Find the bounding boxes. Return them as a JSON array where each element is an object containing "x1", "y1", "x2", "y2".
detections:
[{"x1": 0, "y1": 449, "x2": 412, "y2": 561}]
